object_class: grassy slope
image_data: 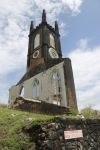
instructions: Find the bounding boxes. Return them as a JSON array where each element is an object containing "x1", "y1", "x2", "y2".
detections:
[
  {"x1": 0, "y1": 106, "x2": 54, "y2": 150},
  {"x1": 0, "y1": 106, "x2": 99, "y2": 150}
]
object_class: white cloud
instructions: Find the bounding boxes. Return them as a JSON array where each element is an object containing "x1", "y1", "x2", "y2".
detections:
[
  {"x1": 0, "y1": 0, "x2": 83, "y2": 104},
  {"x1": 33, "y1": 0, "x2": 83, "y2": 24},
  {"x1": 0, "y1": 81, "x2": 9, "y2": 104},
  {"x1": 68, "y1": 39, "x2": 100, "y2": 110},
  {"x1": 34, "y1": 0, "x2": 83, "y2": 14},
  {"x1": 61, "y1": 0, "x2": 83, "y2": 14}
]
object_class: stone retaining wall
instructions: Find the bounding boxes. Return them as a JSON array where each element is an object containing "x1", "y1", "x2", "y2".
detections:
[{"x1": 24, "y1": 118, "x2": 100, "y2": 150}]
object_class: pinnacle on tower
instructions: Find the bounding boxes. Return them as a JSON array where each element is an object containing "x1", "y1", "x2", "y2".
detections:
[
  {"x1": 55, "y1": 21, "x2": 59, "y2": 35},
  {"x1": 42, "y1": 9, "x2": 46, "y2": 23},
  {"x1": 30, "y1": 21, "x2": 34, "y2": 32}
]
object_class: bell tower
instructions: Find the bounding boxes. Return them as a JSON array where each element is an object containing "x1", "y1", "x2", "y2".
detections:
[{"x1": 27, "y1": 9, "x2": 62, "y2": 72}]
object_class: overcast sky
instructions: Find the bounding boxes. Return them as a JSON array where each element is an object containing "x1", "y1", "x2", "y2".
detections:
[{"x1": 0, "y1": 0, "x2": 100, "y2": 110}]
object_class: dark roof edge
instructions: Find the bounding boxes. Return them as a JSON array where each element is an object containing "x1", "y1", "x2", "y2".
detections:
[{"x1": 17, "y1": 58, "x2": 70, "y2": 85}]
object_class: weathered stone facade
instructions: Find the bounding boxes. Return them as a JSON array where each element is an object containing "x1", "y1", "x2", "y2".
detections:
[
  {"x1": 9, "y1": 62, "x2": 67, "y2": 107},
  {"x1": 23, "y1": 118, "x2": 100, "y2": 150}
]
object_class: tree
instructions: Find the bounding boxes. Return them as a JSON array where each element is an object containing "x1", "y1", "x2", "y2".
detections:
[{"x1": 80, "y1": 106, "x2": 98, "y2": 118}]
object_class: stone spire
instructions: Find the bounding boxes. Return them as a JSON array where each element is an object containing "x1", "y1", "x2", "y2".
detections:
[
  {"x1": 42, "y1": 9, "x2": 46, "y2": 23},
  {"x1": 55, "y1": 21, "x2": 59, "y2": 35},
  {"x1": 30, "y1": 21, "x2": 34, "y2": 32}
]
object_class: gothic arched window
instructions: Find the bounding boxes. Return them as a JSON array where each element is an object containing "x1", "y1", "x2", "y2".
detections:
[
  {"x1": 32, "y1": 79, "x2": 39, "y2": 99},
  {"x1": 19, "y1": 86, "x2": 24, "y2": 97},
  {"x1": 34, "y1": 34, "x2": 40, "y2": 49},
  {"x1": 50, "y1": 33, "x2": 55, "y2": 48},
  {"x1": 51, "y1": 71, "x2": 61, "y2": 105}
]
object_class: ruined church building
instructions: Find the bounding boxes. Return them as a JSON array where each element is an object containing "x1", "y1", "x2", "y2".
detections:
[{"x1": 9, "y1": 10, "x2": 78, "y2": 110}]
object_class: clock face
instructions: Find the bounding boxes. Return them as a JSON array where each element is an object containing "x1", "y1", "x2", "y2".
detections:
[
  {"x1": 49, "y1": 48, "x2": 59, "y2": 58},
  {"x1": 33, "y1": 50, "x2": 39, "y2": 58}
]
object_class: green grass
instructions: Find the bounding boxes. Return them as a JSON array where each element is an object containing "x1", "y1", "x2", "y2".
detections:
[
  {"x1": 0, "y1": 106, "x2": 99, "y2": 149},
  {"x1": 0, "y1": 106, "x2": 54, "y2": 150}
]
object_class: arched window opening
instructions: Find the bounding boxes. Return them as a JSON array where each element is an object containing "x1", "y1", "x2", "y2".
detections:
[
  {"x1": 33, "y1": 79, "x2": 39, "y2": 99},
  {"x1": 19, "y1": 86, "x2": 24, "y2": 97},
  {"x1": 34, "y1": 34, "x2": 40, "y2": 49},
  {"x1": 50, "y1": 34, "x2": 55, "y2": 48},
  {"x1": 51, "y1": 72, "x2": 61, "y2": 105}
]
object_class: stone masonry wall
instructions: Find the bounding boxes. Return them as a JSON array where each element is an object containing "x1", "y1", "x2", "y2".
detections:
[
  {"x1": 13, "y1": 98, "x2": 70, "y2": 115},
  {"x1": 23, "y1": 118, "x2": 100, "y2": 150}
]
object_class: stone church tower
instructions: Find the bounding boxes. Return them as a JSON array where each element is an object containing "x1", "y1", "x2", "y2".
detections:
[{"x1": 9, "y1": 10, "x2": 78, "y2": 110}]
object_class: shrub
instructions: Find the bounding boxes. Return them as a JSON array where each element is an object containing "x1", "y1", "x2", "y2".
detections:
[
  {"x1": 70, "y1": 108, "x2": 78, "y2": 116},
  {"x1": 80, "y1": 106, "x2": 98, "y2": 118}
]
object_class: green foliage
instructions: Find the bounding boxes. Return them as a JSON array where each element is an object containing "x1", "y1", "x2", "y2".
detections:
[
  {"x1": 0, "y1": 106, "x2": 54, "y2": 150},
  {"x1": 80, "y1": 106, "x2": 99, "y2": 118},
  {"x1": 70, "y1": 108, "x2": 78, "y2": 116}
]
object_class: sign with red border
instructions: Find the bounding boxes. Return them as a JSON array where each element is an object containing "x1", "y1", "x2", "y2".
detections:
[{"x1": 64, "y1": 130, "x2": 83, "y2": 140}]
